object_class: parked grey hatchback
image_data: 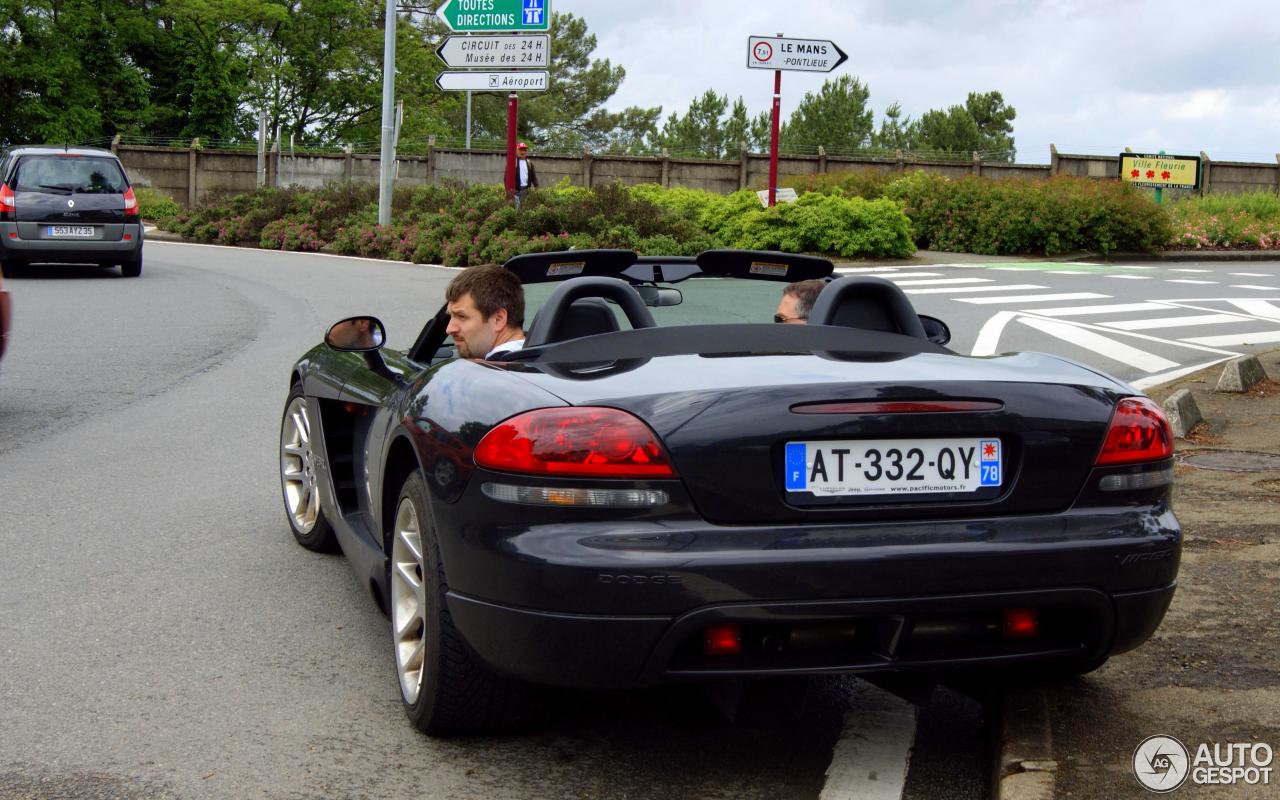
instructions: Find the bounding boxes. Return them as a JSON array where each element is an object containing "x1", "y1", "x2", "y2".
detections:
[{"x1": 0, "y1": 146, "x2": 144, "y2": 277}]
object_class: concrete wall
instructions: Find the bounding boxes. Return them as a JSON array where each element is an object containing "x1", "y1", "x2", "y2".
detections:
[{"x1": 117, "y1": 141, "x2": 1280, "y2": 208}]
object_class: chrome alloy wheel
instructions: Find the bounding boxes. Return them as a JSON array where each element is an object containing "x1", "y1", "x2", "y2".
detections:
[
  {"x1": 280, "y1": 396, "x2": 320, "y2": 532},
  {"x1": 391, "y1": 496, "x2": 427, "y2": 705}
]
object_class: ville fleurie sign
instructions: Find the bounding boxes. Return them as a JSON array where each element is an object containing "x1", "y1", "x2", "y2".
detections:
[
  {"x1": 747, "y1": 35, "x2": 847, "y2": 72},
  {"x1": 1119, "y1": 153, "x2": 1203, "y2": 190},
  {"x1": 436, "y1": 0, "x2": 550, "y2": 32},
  {"x1": 436, "y1": 33, "x2": 550, "y2": 68},
  {"x1": 435, "y1": 70, "x2": 548, "y2": 92}
]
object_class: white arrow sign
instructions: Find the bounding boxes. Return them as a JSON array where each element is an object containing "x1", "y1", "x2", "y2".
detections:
[
  {"x1": 436, "y1": 34, "x2": 550, "y2": 68},
  {"x1": 435, "y1": 70, "x2": 549, "y2": 92},
  {"x1": 747, "y1": 36, "x2": 847, "y2": 72}
]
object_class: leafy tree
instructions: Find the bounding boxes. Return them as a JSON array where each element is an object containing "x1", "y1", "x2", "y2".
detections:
[
  {"x1": 779, "y1": 74, "x2": 873, "y2": 152},
  {"x1": 654, "y1": 90, "x2": 731, "y2": 157},
  {"x1": 912, "y1": 104, "x2": 984, "y2": 157},
  {"x1": 964, "y1": 90, "x2": 1016, "y2": 160},
  {"x1": 870, "y1": 102, "x2": 915, "y2": 151}
]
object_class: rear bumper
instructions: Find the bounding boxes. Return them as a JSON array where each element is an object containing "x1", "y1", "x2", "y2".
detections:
[
  {"x1": 0, "y1": 222, "x2": 143, "y2": 264},
  {"x1": 448, "y1": 583, "x2": 1177, "y2": 689}
]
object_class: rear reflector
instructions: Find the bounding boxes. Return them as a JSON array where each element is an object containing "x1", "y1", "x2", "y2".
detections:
[
  {"x1": 704, "y1": 624, "x2": 742, "y2": 656},
  {"x1": 1095, "y1": 397, "x2": 1173, "y2": 465},
  {"x1": 481, "y1": 483, "x2": 668, "y2": 508},
  {"x1": 1003, "y1": 609, "x2": 1039, "y2": 638},
  {"x1": 792, "y1": 399, "x2": 1003, "y2": 414},
  {"x1": 475, "y1": 407, "x2": 675, "y2": 478},
  {"x1": 1098, "y1": 465, "x2": 1174, "y2": 492}
]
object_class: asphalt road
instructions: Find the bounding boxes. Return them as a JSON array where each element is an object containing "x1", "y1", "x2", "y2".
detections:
[{"x1": 0, "y1": 242, "x2": 996, "y2": 800}]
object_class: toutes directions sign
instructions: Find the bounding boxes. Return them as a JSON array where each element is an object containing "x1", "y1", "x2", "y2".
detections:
[{"x1": 437, "y1": 0, "x2": 551, "y2": 32}]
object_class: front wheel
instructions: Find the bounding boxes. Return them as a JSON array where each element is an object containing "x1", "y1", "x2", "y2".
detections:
[
  {"x1": 391, "y1": 470, "x2": 532, "y2": 735},
  {"x1": 279, "y1": 384, "x2": 337, "y2": 552}
]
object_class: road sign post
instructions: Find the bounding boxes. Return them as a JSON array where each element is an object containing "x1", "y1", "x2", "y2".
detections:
[
  {"x1": 747, "y1": 34, "x2": 846, "y2": 208},
  {"x1": 435, "y1": 71, "x2": 548, "y2": 91}
]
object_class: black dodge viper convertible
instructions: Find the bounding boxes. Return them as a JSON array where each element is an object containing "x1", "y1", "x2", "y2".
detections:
[{"x1": 279, "y1": 249, "x2": 1179, "y2": 736}]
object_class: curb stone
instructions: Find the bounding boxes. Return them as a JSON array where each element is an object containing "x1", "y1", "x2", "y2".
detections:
[
  {"x1": 1216, "y1": 354, "x2": 1267, "y2": 392},
  {"x1": 995, "y1": 686, "x2": 1057, "y2": 800},
  {"x1": 1162, "y1": 388, "x2": 1204, "y2": 438}
]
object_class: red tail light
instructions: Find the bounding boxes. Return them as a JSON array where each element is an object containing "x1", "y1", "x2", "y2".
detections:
[
  {"x1": 475, "y1": 407, "x2": 676, "y2": 478},
  {"x1": 1095, "y1": 397, "x2": 1173, "y2": 466},
  {"x1": 703, "y1": 624, "x2": 742, "y2": 656},
  {"x1": 0, "y1": 182, "x2": 14, "y2": 215},
  {"x1": 123, "y1": 186, "x2": 138, "y2": 217}
]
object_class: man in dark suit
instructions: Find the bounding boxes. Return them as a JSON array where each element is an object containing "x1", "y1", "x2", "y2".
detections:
[{"x1": 514, "y1": 142, "x2": 538, "y2": 208}]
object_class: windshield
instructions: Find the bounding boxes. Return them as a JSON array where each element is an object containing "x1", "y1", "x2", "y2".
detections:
[
  {"x1": 13, "y1": 156, "x2": 128, "y2": 194},
  {"x1": 524, "y1": 277, "x2": 783, "y2": 328}
]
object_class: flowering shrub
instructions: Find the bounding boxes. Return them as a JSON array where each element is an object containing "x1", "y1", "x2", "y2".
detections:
[{"x1": 1168, "y1": 192, "x2": 1280, "y2": 250}]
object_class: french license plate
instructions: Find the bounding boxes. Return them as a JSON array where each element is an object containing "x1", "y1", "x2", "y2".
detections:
[
  {"x1": 784, "y1": 438, "x2": 1002, "y2": 496},
  {"x1": 47, "y1": 226, "x2": 94, "y2": 238}
]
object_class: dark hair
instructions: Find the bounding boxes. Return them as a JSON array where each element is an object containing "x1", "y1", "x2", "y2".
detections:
[
  {"x1": 783, "y1": 279, "x2": 826, "y2": 320},
  {"x1": 446, "y1": 264, "x2": 525, "y2": 329}
]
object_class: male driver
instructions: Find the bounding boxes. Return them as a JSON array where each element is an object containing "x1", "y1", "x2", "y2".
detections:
[
  {"x1": 445, "y1": 264, "x2": 525, "y2": 359},
  {"x1": 774, "y1": 279, "x2": 826, "y2": 324},
  {"x1": 514, "y1": 142, "x2": 538, "y2": 208}
]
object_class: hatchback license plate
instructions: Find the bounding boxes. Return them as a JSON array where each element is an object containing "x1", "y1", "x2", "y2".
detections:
[
  {"x1": 784, "y1": 438, "x2": 1002, "y2": 496},
  {"x1": 47, "y1": 226, "x2": 94, "y2": 238}
]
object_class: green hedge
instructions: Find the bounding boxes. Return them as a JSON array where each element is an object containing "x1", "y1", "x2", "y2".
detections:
[{"x1": 1168, "y1": 191, "x2": 1280, "y2": 249}]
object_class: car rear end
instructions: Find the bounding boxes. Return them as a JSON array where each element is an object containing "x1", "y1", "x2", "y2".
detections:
[
  {"x1": 0, "y1": 149, "x2": 143, "y2": 275},
  {"x1": 432, "y1": 351, "x2": 1179, "y2": 689}
]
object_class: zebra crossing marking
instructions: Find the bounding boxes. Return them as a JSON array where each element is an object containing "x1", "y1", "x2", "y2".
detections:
[
  {"x1": 1229, "y1": 272, "x2": 1271, "y2": 277},
  {"x1": 1183, "y1": 329, "x2": 1280, "y2": 347},
  {"x1": 1035, "y1": 302, "x2": 1170, "y2": 316},
  {"x1": 1106, "y1": 274, "x2": 1153, "y2": 280},
  {"x1": 1228, "y1": 300, "x2": 1280, "y2": 320},
  {"x1": 1015, "y1": 317, "x2": 1180, "y2": 372},
  {"x1": 1102, "y1": 314, "x2": 1253, "y2": 331},
  {"x1": 1230, "y1": 284, "x2": 1277, "y2": 291},
  {"x1": 1170, "y1": 268, "x2": 1212, "y2": 273},
  {"x1": 889, "y1": 277, "x2": 992, "y2": 286},
  {"x1": 905, "y1": 283, "x2": 1046, "y2": 295},
  {"x1": 1166, "y1": 279, "x2": 1217, "y2": 285},
  {"x1": 959, "y1": 292, "x2": 1110, "y2": 304}
]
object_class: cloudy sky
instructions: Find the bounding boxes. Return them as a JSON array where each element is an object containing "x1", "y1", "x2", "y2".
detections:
[{"x1": 563, "y1": 0, "x2": 1280, "y2": 164}]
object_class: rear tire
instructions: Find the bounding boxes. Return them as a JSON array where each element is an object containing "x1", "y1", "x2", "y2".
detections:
[
  {"x1": 279, "y1": 383, "x2": 338, "y2": 552},
  {"x1": 120, "y1": 257, "x2": 142, "y2": 278},
  {"x1": 391, "y1": 470, "x2": 532, "y2": 735}
]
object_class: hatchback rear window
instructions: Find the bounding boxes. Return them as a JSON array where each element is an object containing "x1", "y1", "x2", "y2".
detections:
[{"x1": 12, "y1": 156, "x2": 128, "y2": 194}]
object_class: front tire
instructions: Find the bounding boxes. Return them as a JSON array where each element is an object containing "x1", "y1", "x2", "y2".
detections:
[
  {"x1": 391, "y1": 470, "x2": 531, "y2": 735},
  {"x1": 279, "y1": 384, "x2": 338, "y2": 552}
]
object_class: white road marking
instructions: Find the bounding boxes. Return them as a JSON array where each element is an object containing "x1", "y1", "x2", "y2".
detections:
[
  {"x1": 1035, "y1": 302, "x2": 1171, "y2": 316},
  {"x1": 1229, "y1": 272, "x2": 1271, "y2": 277},
  {"x1": 905, "y1": 283, "x2": 1046, "y2": 295},
  {"x1": 1103, "y1": 314, "x2": 1254, "y2": 331},
  {"x1": 970, "y1": 311, "x2": 1019, "y2": 356},
  {"x1": 835, "y1": 266, "x2": 908, "y2": 273},
  {"x1": 1183, "y1": 329, "x2": 1280, "y2": 347},
  {"x1": 1131, "y1": 356, "x2": 1238, "y2": 390},
  {"x1": 1228, "y1": 300, "x2": 1280, "y2": 320},
  {"x1": 888, "y1": 277, "x2": 989, "y2": 286},
  {"x1": 958, "y1": 292, "x2": 1111, "y2": 304},
  {"x1": 820, "y1": 682, "x2": 917, "y2": 800},
  {"x1": 1166, "y1": 279, "x2": 1217, "y2": 285},
  {"x1": 1016, "y1": 317, "x2": 1180, "y2": 372},
  {"x1": 876, "y1": 272, "x2": 945, "y2": 279},
  {"x1": 1106, "y1": 274, "x2": 1153, "y2": 280},
  {"x1": 1230, "y1": 284, "x2": 1278, "y2": 291},
  {"x1": 1125, "y1": 265, "x2": 1159, "y2": 269},
  {"x1": 1170, "y1": 268, "x2": 1212, "y2": 273},
  {"x1": 1048, "y1": 270, "x2": 1090, "y2": 274}
]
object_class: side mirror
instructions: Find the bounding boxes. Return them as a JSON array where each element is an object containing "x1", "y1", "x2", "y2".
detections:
[
  {"x1": 918, "y1": 314, "x2": 951, "y2": 346},
  {"x1": 634, "y1": 286, "x2": 683, "y2": 307},
  {"x1": 326, "y1": 316, "x2": 386, "y2": 352}
]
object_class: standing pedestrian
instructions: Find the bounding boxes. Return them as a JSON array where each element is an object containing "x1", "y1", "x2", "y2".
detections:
[{"x1": 514, "y1": 141, "x2": 538, "y2": 208}]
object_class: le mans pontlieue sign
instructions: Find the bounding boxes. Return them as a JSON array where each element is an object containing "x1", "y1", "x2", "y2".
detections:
[{"x1": 1119, "y1": 153, "x2": 1203, "y2": 190}]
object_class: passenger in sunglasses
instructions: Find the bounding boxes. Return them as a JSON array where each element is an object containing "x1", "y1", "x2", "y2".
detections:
[{"x1": 773, "y1": 279, "x2": 825, "y2": 324}]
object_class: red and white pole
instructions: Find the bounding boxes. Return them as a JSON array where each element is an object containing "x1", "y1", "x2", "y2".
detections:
[
  {"x1": 505, "y1": 93, "x2": 518, "y2": 198},
  {"x1": 768, "y1": 68, "x2": 781, "y2": 207}
]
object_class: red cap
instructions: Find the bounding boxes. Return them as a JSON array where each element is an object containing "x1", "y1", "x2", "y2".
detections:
[{"x1": 517, "y1": 142, "x2": 528, "y2": 150}]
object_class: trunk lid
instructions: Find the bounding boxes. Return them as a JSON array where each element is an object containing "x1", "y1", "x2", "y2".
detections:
[
  {"x1": 508, "y1": 351, "x2": 1127, "y2": 524},
  {"x1": 11, "y1": 155, "x2": 129, "y2": 225}
]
